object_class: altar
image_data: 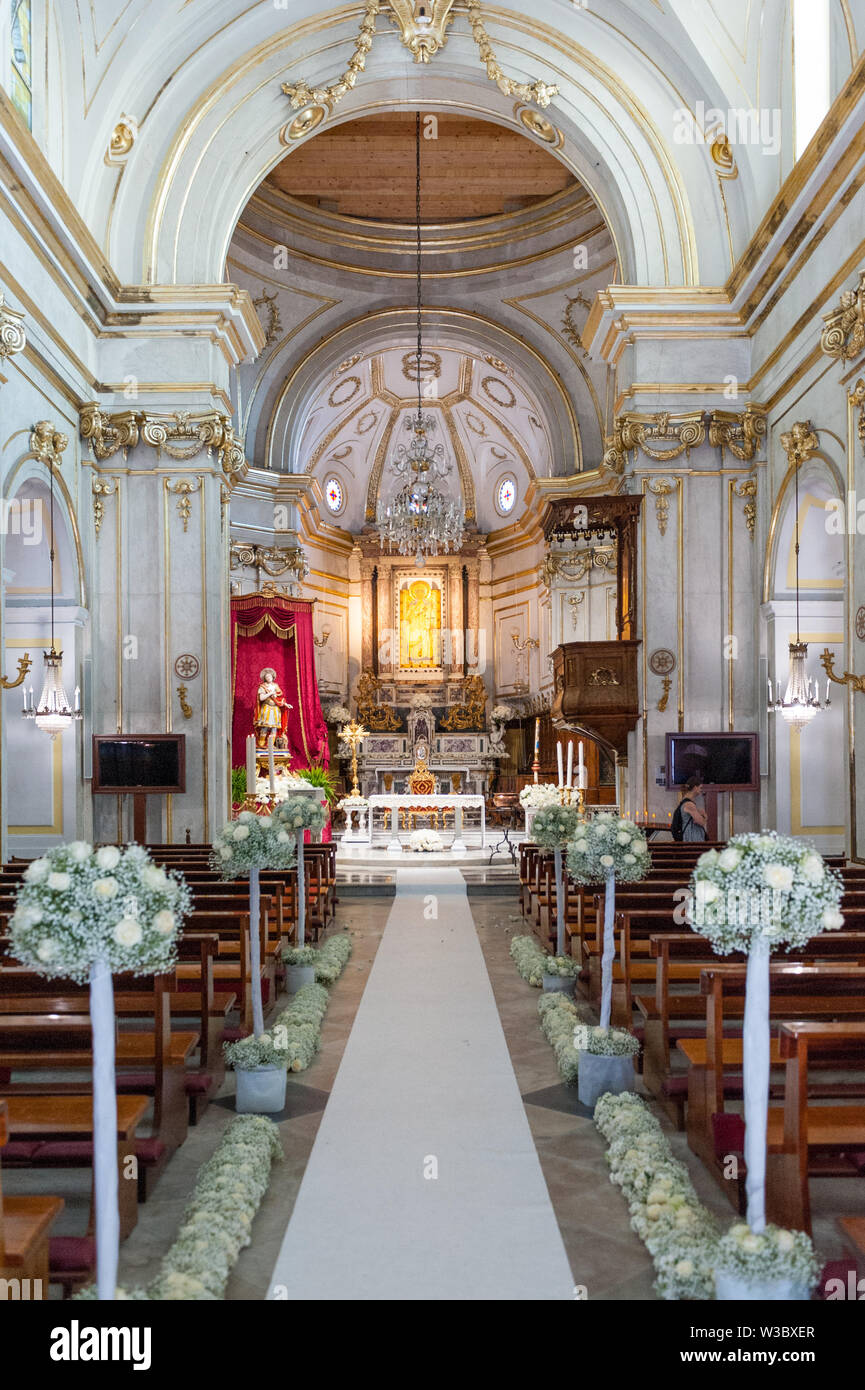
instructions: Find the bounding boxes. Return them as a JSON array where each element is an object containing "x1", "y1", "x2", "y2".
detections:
[{"x1": 367, "y1": 800, "x2": 489, "y2": 850}]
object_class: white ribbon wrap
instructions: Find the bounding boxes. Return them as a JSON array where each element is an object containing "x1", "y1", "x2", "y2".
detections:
[
  {"x1": 249, "y1": 866, "x2": 265, "y2": 1037},
  {"x1": 296, "y1": 831, "x2": 306, "y2": 948},
  {"x1": 553, "y1": 847, "x2": 565, "y2": 957},
  {"x1": 90, "y1": 957, "x2": 119, "y2": 1300},
  {"x1": 744, "y1": 936, "x2": 771, "y2": 1233},
  {"x1": 599, "y1": 871, "x2": 616, "y2": 1031}
]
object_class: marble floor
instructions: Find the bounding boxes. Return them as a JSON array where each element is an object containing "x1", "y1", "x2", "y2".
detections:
[{"x1": 94, "y1": 889, "x2": 863, "y2": 1299}]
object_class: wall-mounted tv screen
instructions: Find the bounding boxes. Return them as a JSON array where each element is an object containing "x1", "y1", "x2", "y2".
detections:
[
  {"x1": 92, "y1": 735, "x2": 186, "y2": 794},
  {"x1": 665, "y1": 732, "x2": 759, "y2": 793}
]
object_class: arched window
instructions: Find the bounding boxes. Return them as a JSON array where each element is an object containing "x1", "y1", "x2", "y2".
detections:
[
  {"x1": 10, "y1": 0, "x2": 32, "y2": 128},
  {"x1": 495, "y1": 474, "x2": 517, "y2": 517},
  {"x1": 324, "y1": 475, "x2": 345, "y2": 515}
]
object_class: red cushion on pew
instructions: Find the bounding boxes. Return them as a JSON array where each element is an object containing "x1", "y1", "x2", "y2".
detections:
[
  {"x1": 0, "y1": 1140, "x2": 41, "y2": 1161},
  {"x1": 184, "y1": 1074, "x2": 213, "y2": 1095},
  {"x1": 116, "y1": 1072, "x2": 155, "y2": 1092},
  {"x1": 222, "y1": 1026, "x2": 244, "y2": 1043},
  {"x1": 134, "y1": 1138, "x2": 166, "y2": 1165},
  {"x1": 35, "y1": 1141, "x2": 95, "y2": 1163},
  {"x1": 660, "y1": 1076, "x2": 688, "y2": 1096},
  {"x1": 817, "y1": 1259, "x2": 858, "y2": 1300},
  {"x1": 0, "y1": 1068, "x2": 10, "y2": 1084},
  {"x1": 49, "y1": 1236, "x2": 96, "y2": 1273},
  {"x1": 712, "y1": 1112, "x2": 745, "y2": 1159}
]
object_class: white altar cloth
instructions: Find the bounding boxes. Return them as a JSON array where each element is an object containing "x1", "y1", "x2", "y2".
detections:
[{"x1": 366, "y1": 793, "x2": 486, "y2": 853}]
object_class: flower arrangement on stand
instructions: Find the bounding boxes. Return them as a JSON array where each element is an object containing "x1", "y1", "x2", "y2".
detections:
[
  {"x1": 531, "y1": 803, "x2": 582, "y2": 957},
  {"x1": 409, "y1": 828, "x2": 443, "y2": 853},
  {"x1": 689, "y1": 832, "x2": 841, "y2": 1300},
  {"x1": 210, "y1": 812, "x2": 297, "y2": 1040},
  {"x1": 10, "y1": 841, "x2": 190, "y2": 1300},
  {"x1": 274, "y1": 795, "x2": 329, "y2": 949},
  {"x1": 566, "y1": 813, "x2": 649, "y2": 1107}
]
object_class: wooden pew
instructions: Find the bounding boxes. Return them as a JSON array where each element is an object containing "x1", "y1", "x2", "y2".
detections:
[
  {"x1": 0, "y1": 1099, "x2": 64, "y2": 1300},
  {"x1": 767, "y1": 1021, "x2": 865, "y2": 1234}
]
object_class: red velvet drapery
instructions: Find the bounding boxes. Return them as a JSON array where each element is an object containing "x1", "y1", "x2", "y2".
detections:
[{"x1": 230, "y1": 594, "x2": 329, "y2": 772}]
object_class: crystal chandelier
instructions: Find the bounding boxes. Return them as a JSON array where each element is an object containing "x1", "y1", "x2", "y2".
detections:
[
  {"x1": 768, "y1": 449, "x2": 828, "y2": 732},
  {"x1": 375, "y1": 112, "x2": 464, "y2": 568},
  {"x1": 22, "y1": 455, "x2": 82, "y2": 740}
]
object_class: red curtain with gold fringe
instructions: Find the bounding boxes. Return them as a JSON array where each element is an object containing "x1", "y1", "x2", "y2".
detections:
[{"x1": 230, "y1": 594, "x2": 329, "y2": 773}]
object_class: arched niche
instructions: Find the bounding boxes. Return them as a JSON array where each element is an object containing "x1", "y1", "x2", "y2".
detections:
[
  {"x1": 1, "y1": 464, "x2": 87, "y2": 856},
  {"x1": 762, "y1": 450, "x2": 847, "y2": 851}
]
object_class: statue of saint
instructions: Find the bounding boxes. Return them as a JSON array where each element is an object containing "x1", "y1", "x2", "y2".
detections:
[{"x1": 254, "y1": 666, "x2": 292, "y2": 749}]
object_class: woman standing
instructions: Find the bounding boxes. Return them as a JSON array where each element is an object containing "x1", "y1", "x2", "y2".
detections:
[{"x1": 674, "y1": 776, "x2": 708, "y2": 842}]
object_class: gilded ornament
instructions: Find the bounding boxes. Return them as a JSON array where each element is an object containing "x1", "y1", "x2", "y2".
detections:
[
  {"x1": 708, "y1": 407, "x2": 766, "y2": 461},
  {"x1": 402, "y1": 350, "x2": 441, "y2": 383},
  {"x1": 657, "y1": 676, "x2": 673, "y2": 712},
  {"x1": 387, "y1": 0, "x2": 456, "y2": 62},
  {"x1": 177, "y1": 685, "x2": 193, "y2": 720},
  {"x1": 440, "y1": 674, "x2": 487, "y2": 731},
  {"x1": 647, "y1": 477, "x2": 673, "y2": 536},
  {"x1": 820, "y1": 270, "x2": 865, "y2": 362},
  {"x1": 165, "y1": 477, "x2": 201, "y2": 532},
  {"x1": 91, "y1": 477, "x2": 117, "y2": 538},
  {"x1": 355, "y1": 670, "x2": 402, "y2": 731},
  {"x1": 561, "y1": 293, "x2": 591, "y2": 356},
  {"x1": 106, "y1": 116, "x2": 137, "y2": 164},
  {"x1": 253, "y1": 289, "x2": 282, "y2": 345},
  {"x1": 281, "y1": 0, "x2": 380, "y2": 113},
  {"x1": 735, "y1": 476, "x2": 758, "y2": 538},
  {"x1": 0, "y1": 653, "x2": 32, "y2": 690},
  {"x1": 466, "y1": 1, "x2": 558, "y2": 107},
  {"x1": 516, "y1": 106, "x2": 562, "y2": 145},
  {"x1": 481, "y1": 376, "x2": 516, "y2": 409},
  {"x1": 30, "y1": 421, "x2": 68, "y2": 467},
  {"x1": 0, "y1": 293, "x2": 26, "y2": 360},
  {"x1": 709, "y1": 130, "x2": 738, "y2": 179},
  {"x1": 780, "y1": 420, "x2": 819, "y2": 467}
]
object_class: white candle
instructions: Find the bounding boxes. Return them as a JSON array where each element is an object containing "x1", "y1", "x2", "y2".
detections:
[
  {"x1": 767, "y1": 677, "x2": 773, "y2": 703},
  {"x1": 246, "y1": 735, "x2": 256, "y2": 797},
  {"x1": 556, "y1": 741, "x2": 563, "y2": 788},
  {"x1": 22, "y1": 682, "x2": 27, "y2": 710},
  {"x1": 566, "y1": 741, "x2": 573, "y2": 789},
  {"x1": 578, "y1": 740, "x2": 584, "y2": 767},
  {"x1": 73, "y1": 686, "x2": 80, "y2": 712},
  {"x1": 578, "y1": 764, "x2": 588, "y2": 790}
]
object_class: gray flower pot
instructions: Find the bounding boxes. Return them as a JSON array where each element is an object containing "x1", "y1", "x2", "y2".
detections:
[
  {"x1": 542, "y1": 974, "x2": 576, "y2": 995},
  {"x1": 286, "y1": 963, "x2": 316, "y2": 993},
  {"x1": 715, "y1": 1271, "x2": 811, "y2": 1301},
  {"x1": 235, "y1": 1064, "x2": 287, "y2": 1114},
  {"x1": 577, "y1": 1050, "x2": 635, "y2": 1109}
]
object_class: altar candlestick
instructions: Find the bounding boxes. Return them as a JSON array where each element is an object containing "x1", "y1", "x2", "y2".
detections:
[
  {"x1": 566, "y1": 741, "x2": 574, "y2": 789},
  {"x1": 246, "y1": 735, "x2": 256, "y2": 798},
  {"x1": 556, "y1": 741, "x2": 563, "y2": 788},
  {"x1": 767, "y1": 676, "x2": 773, "y2": 704},
  {"x1": 534, "y1": 717, "x2": 540, "y2": 756},
  {"x1": 577, "y1": 763, "x2": 588, "y2": 791},
  {"x1": 22, "y1": 683, "x2": 26, "y2": 710},
  {"x1": 267, "y1": 736, "x2": 276, "y2": 795},
  {"x1": 775, "y1": 680, "x2": 782, "y2": 704},
  {"x1": 73, "y1": 686, "x2": 80, "y2": 713}
]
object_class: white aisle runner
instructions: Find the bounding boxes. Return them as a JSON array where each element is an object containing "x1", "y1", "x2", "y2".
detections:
[{"x1": 268, "y1": 868, "x2": 574, "y2": 1300}]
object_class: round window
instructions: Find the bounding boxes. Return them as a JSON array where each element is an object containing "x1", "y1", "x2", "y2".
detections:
[
  {"x1": 496, "y1": 474, "x2": 517, "y2": 516},
  {"x1": 324, "y1": 476, "x2": 344, "y2": 514}
]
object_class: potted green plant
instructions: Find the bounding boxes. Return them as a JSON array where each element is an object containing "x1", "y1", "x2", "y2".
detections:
[
  {"x1": 283, "y1": 944, "x2": 318, "y2": 993},
  {"x1": 224, "y1": 1029, "x2": 289, "y2": 1114}
]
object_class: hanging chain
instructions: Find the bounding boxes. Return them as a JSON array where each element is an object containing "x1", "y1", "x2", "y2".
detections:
[
  {"x1": 793, "y1": 456, "x2": 800, "y2": 642},
  {"x1": 49, "y1": 457, "x2": 56, "y2": 653},
  {"x1": 415, "y1": 111, "x2": 423, "y2": 426}
]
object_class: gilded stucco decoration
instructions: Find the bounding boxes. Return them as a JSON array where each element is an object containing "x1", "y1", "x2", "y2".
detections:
[
  {"x1": 561, "y1": 293, "x2": 591, "y2": 356},
  {"x1": 821, "y1": 270, "x2": 865, "y2": 362},
  {"x1": 253, "y1": 289, "x2": 282, "y2": 346},
  {"x1": 30, "y1": 421, "x2": 68, "y2": 467},
  {"x1": 734, "y1": 476, "x2": 758, "y2": 538},
  {"x1": 91, "y1": 477, "x2": 117, "y2": 539},
  {"x1": 281, "y1": 0, "x2": 557, "y2": 115},
  {"x1": 602, "y1": 408, "x2": 766, "y2": 476},
  {"x1": 707, "y1": 407, "x2": 766, "y2": 461},
  {"x1": 229, "y1": 541, "x2": 310, "y2": 583},
  {"x1": 80, "y1": 405, "x2": 248, "y2": 482},
  {"x1": 779, "y1": 420, "x2": 819, "y2": 467},
  {"x1": 0, "y1": 293, "x2": 26, "y2": 361},
  {"x1": 647, "y1": 477, "x2": 673, "y2": 536}
]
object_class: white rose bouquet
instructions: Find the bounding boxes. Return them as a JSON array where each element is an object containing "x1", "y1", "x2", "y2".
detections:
[
  {"x1": 10, "y1": 839, "x2": 190, "y2": 1303},
  {"x1": 519, "y1": 783, "x2": 559, "y2": 811},
  {"x1": 409, "y1": 828, "x2": 443, "y2": 852},
  {"x1": 11, "y1": 841, "x2": 189, "y2": 982},
  {"x1": 687, "y1": 831, "x2": 843, "y2": 953},
  {"x1": 566, "y1": 814, "x2": 650, "y2": 1030},
  {"x1": 325, "y1": 702, "x2": 351, "y2": 726},
  {"x1": 714, "y1": 1222, "x2": 819, "y2": 1298},
  {"x1": 689, "y1": 832, "x2": 842, "y2": 1254}
]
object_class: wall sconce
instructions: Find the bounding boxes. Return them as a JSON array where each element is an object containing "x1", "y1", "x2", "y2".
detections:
[{"x1": 822, "y1": 648, "x2": 865, "y2": 695}]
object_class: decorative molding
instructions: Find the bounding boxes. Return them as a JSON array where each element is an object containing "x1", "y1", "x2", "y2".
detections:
[
  {"x1": 567, "y1": 591, "x2": 584, "y2": 630},
  {"x1": 561, "y1": 293, "x2": 591, "y2": 356},
  {"x1": 647, "y1": 477, "x2": 673, "y2": 536},
  {"x1": 387, "y1": 0, "x2": 456, "y2": 62},
  {"x1": 177, "y1": 685, "x2": 193, "y2": 720},
  {"x1": 707, "y1": 407, "x2": 766, "y2": 461},
  {"x1": 281, "y1": 0, "x2": 380, "y2": 113},
  {"x1": 105, "y1": 115, "x2": 137, "y2": 165},
  {"x1": 229, "y1": 540, "x2": 310, "y2": 583},
  {"x1": 540, "y1": 544, "x2": 616, "y2": 587},
  {"x1": 709, "y1": 130, "x2": 738, "y2": 180},
  {"x1": 252, "y1": 288, "x2": 282, "y2": 346},
  {"x1": 734, "y1": 475, "x2": 758, "y2": 538},
  {"x1": 30, "y1": 421, "x2": 68, "y2": 467},
  {"x1": 91, "y1": 477, "x2": 117, "y2": 538},
  {"x1": 0, "y1": 293, "x2": 26, "y2": 361},
  {"x1": 657, "y1": 676, "x2": 672, "y2": 712},
  {"x1": 80, "y1": 405, "x2": 248, "y2": 481},
  {"x1": 465, "y1": 0, "x2": 558, "y2": 107},
  {"x1": 821, "y1": 270, "x2": 865, "y2": 362},
  {"x1": 779, "y1": 419, "x2": 819, "y2": 467},
  {"x1": 165, "y1": 476, "x2": 202, "y2": 532}
]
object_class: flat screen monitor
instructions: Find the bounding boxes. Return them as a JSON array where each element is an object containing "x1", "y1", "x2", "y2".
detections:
[
  {"x1": 665, "y1": 732, "x2": 759, "y2": 793},
  {"x1": 92, "y1": 735, "x2": 186, "y2": 794}
]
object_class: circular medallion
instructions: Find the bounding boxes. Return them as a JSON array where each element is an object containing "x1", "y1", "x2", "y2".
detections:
[
  {"x1": 649, "y1": 648, "x2": 676, "y2": 676},
  {"x1": 324, "y1": 476, "x2": 345, "y2": 514},
  {"x1": 327, "y1": 376, "x2": 361, "y2": 409},
  {"x1": 174, "y1": 653, "x2": 200, "y2": 680},
  {"x1": 495, "y1": 475, "x2": 517, "y2": 516},
  {"x1": 402, "y1": 350, "x2": 441, "y2": 383},
  {"x1": 283, "y1": 104, "x2": 327, "y2": 142},
  {"x1": 482, "y1": 376, "x2": 517, "y2": 409},
  {"x1": 514, "y1": 104, "x2": 563, "y2": 148},
  {"x1": 856, "y1": 605, "x2": 865, "y2": 641}
]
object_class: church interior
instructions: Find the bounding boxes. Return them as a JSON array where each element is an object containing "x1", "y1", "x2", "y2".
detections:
[{"x1": 2, "y1": 0, "x2": 865, "y2": 1333}]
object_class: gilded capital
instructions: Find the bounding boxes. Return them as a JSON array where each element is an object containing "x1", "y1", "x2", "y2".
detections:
[{"x1": 821, "y1": 270, "x2": 865, "y2": 362}]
